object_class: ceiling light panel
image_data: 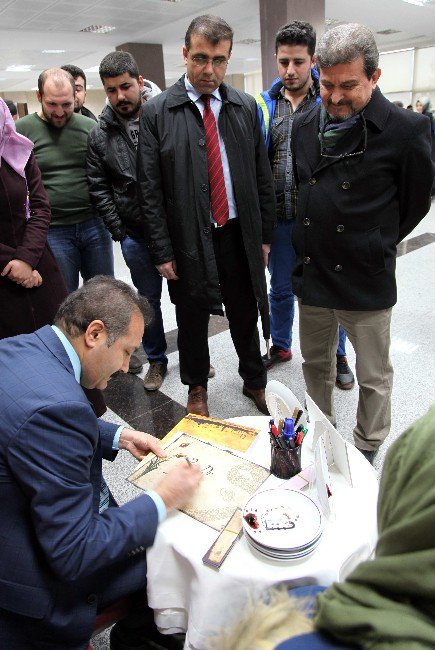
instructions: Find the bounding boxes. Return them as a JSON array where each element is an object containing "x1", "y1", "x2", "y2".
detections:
[
  {"x1": 236, "y1": 38, "x2": 261, "y2": 45},
  {"x1": 377, "y1": 29, "x2": 401, "y2": 35},
  {"x1": 80, "y1": 24, "x2": 116, "y2": 33},
  {"x1": 6, "y1": 64, "x2": 34, "y2": 72}
]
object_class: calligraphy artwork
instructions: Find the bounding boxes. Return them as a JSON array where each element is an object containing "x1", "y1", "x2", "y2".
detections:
[
  {"x1": 159, "y1": 413, "x2": 259, "y2": 452},
  {"x1": 128, "y1": 433, "x2": 270, "y2": 531}
]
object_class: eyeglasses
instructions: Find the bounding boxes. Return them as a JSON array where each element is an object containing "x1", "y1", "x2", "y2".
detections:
[
  {"x1": 320, "y1": 114, "x2": 367, "y2": 159},
  {"x1": 189, "y1": 54, "x2": 228, "y2": 69}
]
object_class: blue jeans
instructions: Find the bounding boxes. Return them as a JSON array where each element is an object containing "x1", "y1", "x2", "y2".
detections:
[
  {"x1": 268, "y1": 219, "x2": 297, "y2": 350},
  {"x1": 269, "y1": 219, "x2": 347, "y2": 355},
  {"x1": 274, "y1": 586, "x2": 356, "y2": 649},
  {"x1": 120, "y1": 235, "x2": 167, "y2": 365},
  {"x1": 337, "y1": 327, "x2": 346, "y2": 357},
  {"x1": 47, "y1": 216, "x2": 114, "y2": 293}
]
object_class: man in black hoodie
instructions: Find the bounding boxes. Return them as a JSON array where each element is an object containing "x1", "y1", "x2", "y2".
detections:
[
  {"x1": 87, "y1": 51, "x2": 169, "y2": 390},
  {"x1": 61, "y1": 64, "x2": 97, "y2": 121}
]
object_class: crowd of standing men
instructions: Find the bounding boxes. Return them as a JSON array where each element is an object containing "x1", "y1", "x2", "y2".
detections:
[
  {"x1": 10, "y1": 13, "x2": 435, "y2": 457},
  {"x1": 0, "y1": 13, "x2": 433, "y2": 649}
]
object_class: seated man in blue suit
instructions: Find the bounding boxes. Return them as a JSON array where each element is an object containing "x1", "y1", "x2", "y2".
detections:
[{"x1": 0, "y1": 275, "x2": 202, "y2": 650}]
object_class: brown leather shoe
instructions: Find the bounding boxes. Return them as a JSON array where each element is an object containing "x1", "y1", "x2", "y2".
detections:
[
  {"x1": 143, "y1": 361, "x2": 167, "y2": 391},
  {"x1": 242, "y1": 386, "x2": 269, "y2": 415},
  {"x1": 186, "y1": 386, "x2": 209, "y2": 417}
]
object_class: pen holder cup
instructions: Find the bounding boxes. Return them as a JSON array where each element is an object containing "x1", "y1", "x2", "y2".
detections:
[{"x1": 270, "y1": 443, "x2": 302, "y2": 479}]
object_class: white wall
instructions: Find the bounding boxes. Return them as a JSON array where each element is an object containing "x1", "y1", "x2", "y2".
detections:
[
  {"x1": 4, "y1": 46, "x2": 434, "y2": 117},
  {"x1": 243, "y1": 46, "x2": 435, "y2": 112},
  {"x1": 244, "y1": 69, "x2": 262, "y2": 97},
  {"x1": 0, "y1": 89, "x2": 107, "y2": 119},
  {"x1": 367, "y1": 46, "x2": 434, "y2": 111}
]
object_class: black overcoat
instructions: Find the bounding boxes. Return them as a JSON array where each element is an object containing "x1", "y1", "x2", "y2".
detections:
[
  {"x1": 291, "y1": 87, "x2": 434, "y2": 310},
  {"x1": 137, "y1": 77, "x2": 276, "y2": 314}
]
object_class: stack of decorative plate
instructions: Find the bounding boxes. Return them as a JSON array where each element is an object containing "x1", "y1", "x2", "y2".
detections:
[{"x1": 242, "y1": 489, "x2": 323, "y2": 560}]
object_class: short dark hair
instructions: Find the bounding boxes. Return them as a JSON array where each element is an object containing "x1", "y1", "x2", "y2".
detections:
[
  {"x1": 38, "y1": 67, "x2": 75, "y2": 97},
  {"x1": 54, "y1": 276, "x2": 152, "y2": 346},
  {"x1": 61, "y1": 64, "x2": 87, "y2": 88},
  {"x1": 316, "y1": 23, "x2": 379, "y2": 79},
  {"x1": 185, "y1": 15, "x2": 233, "y2": 52},
  {"x1": 99, "y1": 51, "x2": 139, "y2": 83},
  {"x1": 275, "y1": 21, "x2": 316, "y2": 56},
  {"x1": 5, "y1": 99, "x2": 17, "y2": 117}
]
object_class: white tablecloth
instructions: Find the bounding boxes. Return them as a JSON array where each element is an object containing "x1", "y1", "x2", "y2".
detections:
[{"x1": 146, "y1": 416, "x2": 378, "y2": 650}]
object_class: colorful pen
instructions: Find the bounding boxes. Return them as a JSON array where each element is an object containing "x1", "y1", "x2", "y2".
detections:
[
  {"x1": 282, "y1": 418, "x2": 296, "y2": 448},
  {"x1": 294, "y1": 409, "x2": 304, "y2": 427}
]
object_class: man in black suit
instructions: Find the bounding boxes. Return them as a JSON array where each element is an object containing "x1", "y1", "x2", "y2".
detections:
[
  {"x1": 137, "y1": 15, "x2": 275, "y2": 418},
  {"x1": 291, "y1": 23, "x2": 434, "y2": 462}
]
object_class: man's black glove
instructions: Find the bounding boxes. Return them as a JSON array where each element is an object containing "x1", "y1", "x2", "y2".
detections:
[{"x1": 110, "y1": 224, "x2": 126, "y2": 242}]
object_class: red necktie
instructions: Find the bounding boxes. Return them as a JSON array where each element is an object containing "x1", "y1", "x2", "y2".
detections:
[{"x1": 202, "y1": 94, "x2": 229, "y2": 227}]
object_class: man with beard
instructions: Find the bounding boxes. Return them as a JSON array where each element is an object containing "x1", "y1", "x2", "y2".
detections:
[
  {"x1": 257, "y1": 21, "x2": 354, "y2": 390},
  {"x1": 61, "y1": 63, "x2": 97, "y2": 120},
  {"x1": 87, "y1": 51, "x2": 170, "y2": 388},
  {"x1": 291, "y1": 23, "x2": 434, "y2": 463},
  {"x1": 16, "y1": 68, "x2": 114, "y2": 293}
]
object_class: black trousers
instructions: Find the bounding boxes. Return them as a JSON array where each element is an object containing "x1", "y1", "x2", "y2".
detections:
[{"x1": 176, "y1": 220, "x2": 266, "y2": 390}]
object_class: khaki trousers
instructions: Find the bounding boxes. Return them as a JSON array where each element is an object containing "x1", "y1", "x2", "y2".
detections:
[{"x1": 298, "y1": 303, "x2": 393, "y2": 450}]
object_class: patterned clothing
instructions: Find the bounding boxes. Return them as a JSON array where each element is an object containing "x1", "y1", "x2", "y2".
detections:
[{"x1": 270, "y1": 84, "x2": 317, "y2": 220}]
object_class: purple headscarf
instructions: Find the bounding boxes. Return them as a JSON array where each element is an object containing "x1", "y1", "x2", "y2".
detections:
[{"x1": 0, "y1": 97, "x2": 33, "y2": 178}]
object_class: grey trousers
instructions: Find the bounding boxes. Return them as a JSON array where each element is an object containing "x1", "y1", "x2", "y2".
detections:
[{"x1": 298, "y1": 303, "x2": 393, "y2": 450}]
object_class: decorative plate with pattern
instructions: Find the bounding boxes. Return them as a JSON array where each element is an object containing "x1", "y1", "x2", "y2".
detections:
[{"x1": 242, "y1": 489, "x2": 322, "y2": 552}]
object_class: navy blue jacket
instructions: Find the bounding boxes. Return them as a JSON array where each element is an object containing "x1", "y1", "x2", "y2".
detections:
[{"x1": 0, "y1": 326, "x2": 158, "y2": 648}]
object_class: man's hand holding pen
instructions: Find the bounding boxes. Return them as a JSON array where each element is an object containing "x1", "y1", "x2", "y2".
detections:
[{"x1": 155, "y1": 460, "x2": 203, "y2": 511}]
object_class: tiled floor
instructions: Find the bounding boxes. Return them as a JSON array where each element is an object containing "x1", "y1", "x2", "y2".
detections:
[{"x1": 94, "y1": 200, "x2": 435, "y2": 649}]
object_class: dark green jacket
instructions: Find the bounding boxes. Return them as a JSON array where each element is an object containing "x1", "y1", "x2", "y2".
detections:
[{"x1": 315, "y1": 407, "x2": 435, "y2": 649}]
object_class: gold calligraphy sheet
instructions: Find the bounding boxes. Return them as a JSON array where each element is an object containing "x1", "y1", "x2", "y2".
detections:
[
  {"x1": 159, "y1": 413, "x2": 259, "y2": 452},
  {"x1": 128, "y1": 434, "x2": 270, "y2": 531}
]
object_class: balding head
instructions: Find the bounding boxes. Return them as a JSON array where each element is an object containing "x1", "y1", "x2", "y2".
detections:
[
  {"x1": 38, "y1": 67, "x2": 75, "y2": 97},
  {"x1": 36, "y1": 67, "x2": 75, "y2": 128}
]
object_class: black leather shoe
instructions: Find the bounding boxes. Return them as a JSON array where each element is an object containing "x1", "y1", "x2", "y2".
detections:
[
  {"x1": 357, "y1": 448, "x2": 378, "y2": 465},
  {"x1": 243, "y1": 386, "x2": 269, "y2": 415},
  {"x1": 110, "y1": 621, "x2": 185, "y2": 650}
]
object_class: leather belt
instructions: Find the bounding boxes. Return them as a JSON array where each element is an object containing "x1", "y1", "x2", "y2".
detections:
[{"x1": 211, "y1": 218, "x2": 239, "y2": 229}]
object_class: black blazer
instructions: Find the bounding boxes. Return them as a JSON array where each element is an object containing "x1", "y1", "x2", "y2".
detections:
[{"x1": 291, "y1": 87, "x2": 434, "y2": 310}]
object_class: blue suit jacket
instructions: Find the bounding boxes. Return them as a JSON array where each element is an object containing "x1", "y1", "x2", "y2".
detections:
[{"x1": 0, "y1": 326, "x2": 158, "y2": 649}]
